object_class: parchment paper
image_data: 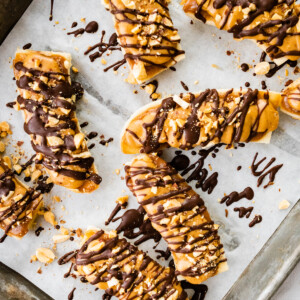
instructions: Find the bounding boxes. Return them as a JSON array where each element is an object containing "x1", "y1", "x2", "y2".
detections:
[{"x1": 0, "y1": 0, "x2": 299, "y2": 299}]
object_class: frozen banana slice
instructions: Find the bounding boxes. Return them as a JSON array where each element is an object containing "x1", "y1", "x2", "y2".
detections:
[
  {"x1": 281, "y1": 77, "x2": 300, "y2": 119},
  {"x1": 125, "y1": 154, "x2": 228, "y2": 284},
  {"x1": 121, "y1": 88, "x2": 280, "y2": 154},
  {"x1": 0, "y1": 157, "x2": 43, "y2": 242},
  {"x1": 103, "y1": 0, "x2": 185, "y2": 84},
  {"x1": 181, "y1": 0, "x2": 300, "y2": 65},
  {"x1": 13, "y1": 49, "x2": 101, "y2": 193},
  {"x1": 74, "y1": 228, "x2": 188, "y2": 299}
]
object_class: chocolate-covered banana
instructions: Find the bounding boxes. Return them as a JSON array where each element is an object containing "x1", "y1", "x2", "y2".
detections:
[
  {"x1": 0, "y1": 157, "x2": 43, "y2": 242},
  {"x1": 103, "y1": 0, "x2": 185, "y2": 84},
  {"x1": 121, "y1": 89, "x2": 280, "y2": 154},
  {"x1": 181, "y1": 0, "x2": 300, "y2": 65},
  {"x1": 281, "y1": 78, "x2": 300, "y2": 119},
  {"x1": 125, "y1": 154, "x2": 228, "y2": 284},
  {"x1": 13, "y1": 50, "x2": 101, "y2": 193},
  {"x1": 74, "y1": 228, "x2": 188, "y2": 299}
]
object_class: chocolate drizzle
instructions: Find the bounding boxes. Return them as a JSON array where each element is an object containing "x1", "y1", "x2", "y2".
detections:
[
  {"x1": 221, "y1": 187, "x2": 254, "y2": 206},
  {"x1": 68, "y1": 288, "x2": 76, "y2": 300},
  {"x1": 249, "y1": 215, "x2": 263, "y2": 227},
  {"x1": 84, "y1": 31, "x2": 121, "y2": 63},
  {"x1": 180, "y1": 145, "x2": 221, "y2": 194},
  {"x1": 74, "y1": 230, "x2": 187, "y2": 299},
  {"x1": 234, "y1": 206, "x2": 253, "y2": 218},
  {"x1": 67, "y1": 21, "x2": 99, "y2": 36},
  {"x1": 251, "y1": 152, "x2": 283, "y2": 188},
  {"x1": 106, "y1": 204, "x2": 161, "y2": 246},
  {"x1": 49, "y1": 0, "x2": 54, "y2": 21},
  {"x1": 181, "y1": 281, "x2": 208, "y2": 300},
  {"x1": 13, "y1": 59, "x2": 101, "y2": 188}
]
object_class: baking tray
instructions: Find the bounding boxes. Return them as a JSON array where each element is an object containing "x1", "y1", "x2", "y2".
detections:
[{"x1": 0, "y1": 2, "x2": 299, "y2": 300}]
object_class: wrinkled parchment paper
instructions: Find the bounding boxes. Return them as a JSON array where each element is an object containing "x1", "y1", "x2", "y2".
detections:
[{"x1": 0, "y1": 0, "x2": 299, "y2": 299}]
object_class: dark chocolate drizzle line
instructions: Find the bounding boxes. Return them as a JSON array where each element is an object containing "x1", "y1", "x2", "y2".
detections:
[
  {"x1": 67, "y1": 21, "x2": 99, "y2": 36},
  {"x1": 125, "y1": 159, "x2": 226, "y2": 278},
  {"x1": 234, "y1": 206, "x2": 254, "y2": 218},
  {"x1": 180, "y1": 145, "x2": 221, "y2": 194},
  {"x1": 181, "y1": 281, "x2": 208, "y2": 300},
  {"x1": 126, "y1": 88, "x2": 269, "y2": 154},
  {"x1": 194, "y1": 0, "x2": 300, "y2": 60},
  {"x1": 84, "y1": 31, "x2": 121, "y2": 63},
  {"x1": 220, "y1": 187, "x2": 254, "y2": 206},
  {"x1": 249, "y1": 215, "x2": 263, "y2": 227},
  {"x1": 14, "y1": 62, "x2": 101, "y2": 185},
  {"x1": 107, "y1": 204, "x2": 161, "y2": 246},
  {"x1": 35, "y1": 226, "x2": 44, "y2": 236},
  {"x1": 68, "y1": 288, "x2": 76, "y2": 300},
  {"x1": 251, "y1": 152, "x2": 283, "y2": 188},
  {"x1": 49, "y1": 0, "x2": 54, "y2": 21},
  {"x1": 75, "y1": 230, "x2": 187, "y2": 299}
]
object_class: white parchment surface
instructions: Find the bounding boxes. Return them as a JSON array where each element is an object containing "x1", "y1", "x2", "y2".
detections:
[{"x1": 0, "y1": 0, "x2": 299, "y2": 299}]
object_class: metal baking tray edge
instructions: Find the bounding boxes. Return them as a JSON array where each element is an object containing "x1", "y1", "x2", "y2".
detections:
[{"x1": 223, "y1": 199, "x2": 300, "y2": 300}]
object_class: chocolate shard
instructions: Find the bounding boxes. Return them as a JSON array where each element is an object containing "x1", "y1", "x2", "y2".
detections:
[
  {"x1": 73, "y1": 228, "x2": 188, "y2": 299},
  {"x1": 102, "y1": 0, "x2": 185, "y2": 84},
  {"x1": 125, "y1": 154, "x2": 228, "y2": 284},
  {"x1": 121, "y1": 89, "x2": 281, "y2": 154},
  {"x1": 13, "y1": 50, "x2": 101, "y2": 193}
]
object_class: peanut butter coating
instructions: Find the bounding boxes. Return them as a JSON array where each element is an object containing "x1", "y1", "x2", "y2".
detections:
[
  {"x1": 75, "y1": 229, "x2": 188, "y2": 300},
  {"x1": 125, "y1": 154, "x2": 227, "y2": 284},
  {"x1": 0, "y1": 158, "x2": 43, "y2": 242},
  {"x1": 13, "y1": 50, "x2": 101, "y2": 193},
  {"x1": 103, "y1": 0, "x2": 185, "y2": 83},
  {"x1": 181, "y1": 0, "x2": 300, "y2": 64},
  {"x1": 281, "y1": 77, "x2": 300, "y2": 119},
  {"x1": 121, "y1": 89, "x2": 280, "y2": 154}
]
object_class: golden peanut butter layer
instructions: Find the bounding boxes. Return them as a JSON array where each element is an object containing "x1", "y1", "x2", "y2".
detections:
[
  {"x1": 102, "y1": 0, "x2": 185, "y2": 84},
  {"x1": 13, "y1": 50, "x2": 101, "y2": 193},
  {"x1": 0, "y1": 157, "x2": 43, "y2": 242},
  {"x1": 121, "y1": 89, "x2": 280, "y2": 154},
  {"x1": 125, "y1": 154, "x2": 227, "y2": 284},
  {"x1": 74, "y1": 228, "x2": 188, "y2": 299},
  {"x1": 181, "y1": 0, "x2": 300, "y2": 65},
  {"x1": 281, "y1": 77, "x2": 300, "y2": 119}
]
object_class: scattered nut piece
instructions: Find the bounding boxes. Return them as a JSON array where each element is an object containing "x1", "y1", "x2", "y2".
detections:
[
  {"x1": 254, "y1": 62, "x2": 270, "y2": 75},
  {"x1": 0, "y1": 141, "x2": 5, "y2": 152},
  {"x1": 72, "y1": 66, "x2": 79, "y2": 73},
  {"x1": 44, "y1": 211, "x2": 57, "y2": 226},
  {"x1": 52, "y1": 234, "x2": 70, "y2": 244},
  {"x1": 36, "y1": 248, "x2": 55, "y2": 264},
  {"x1": 278, "y1": 199, "x2": 290, "y2": 210}
]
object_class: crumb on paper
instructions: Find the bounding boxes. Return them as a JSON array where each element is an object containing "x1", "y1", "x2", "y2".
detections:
[{"x1": 44, "y1": 211, "x2": 57, "y2": 226}]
